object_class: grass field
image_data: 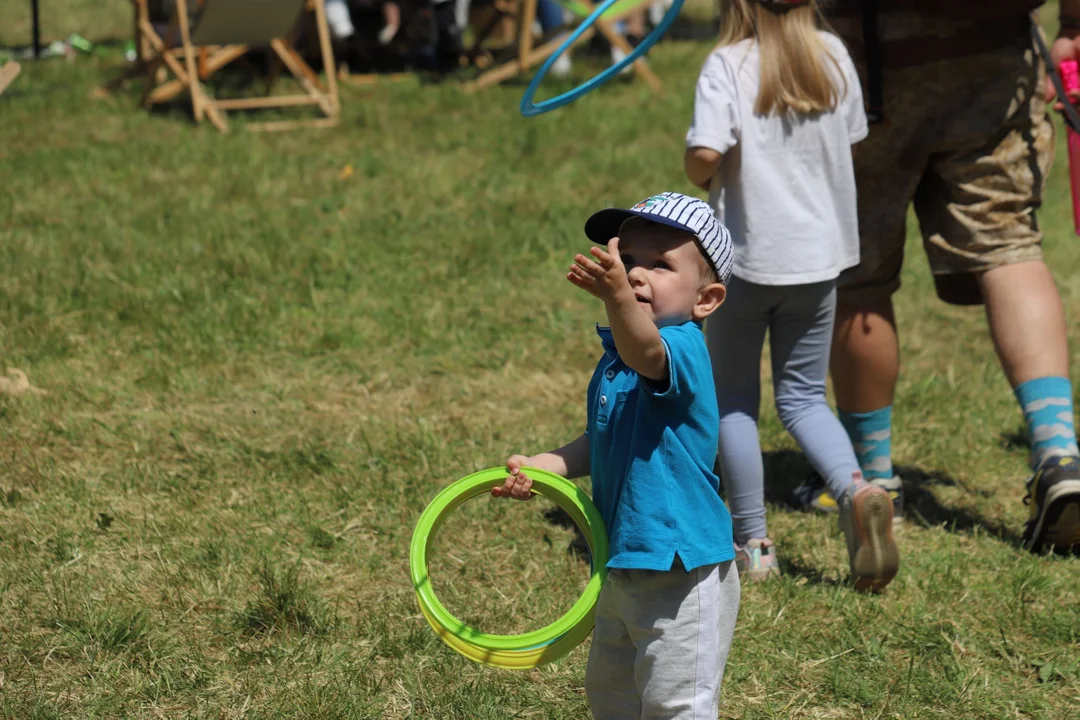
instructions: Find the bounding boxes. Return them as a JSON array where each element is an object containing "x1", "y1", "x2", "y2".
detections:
[{"x1": 2, "y1": 3, "x2": 1079, "y2": 719}]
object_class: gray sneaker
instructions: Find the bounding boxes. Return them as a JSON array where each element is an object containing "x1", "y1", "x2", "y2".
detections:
[
  {"x1": 1023, "y1": 453, "x2": 1080, "y2": 553},
  {"x1": 839, "y1": 484, "x2": 899, "y2": 593},
  {"x1": 734, "y1": 538, "x2": 781, "y2": 582},
  {"x1": 869, "y1": 476, "x2": 903, "y2": 529}
]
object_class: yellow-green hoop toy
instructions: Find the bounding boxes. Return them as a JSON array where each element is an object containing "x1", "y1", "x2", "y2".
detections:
[{"x1": 409, "y1": 467, "x2": 608, "y2": 669}]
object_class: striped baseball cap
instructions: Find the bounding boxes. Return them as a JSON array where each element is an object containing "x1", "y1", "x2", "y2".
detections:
[{"x1": 584, "y1": 192, "x2": 733, "y2": 285}]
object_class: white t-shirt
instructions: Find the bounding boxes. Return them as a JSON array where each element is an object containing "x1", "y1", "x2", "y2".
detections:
[{"x1": 686, "y1": 33, "x2": 868, "y2": 286}]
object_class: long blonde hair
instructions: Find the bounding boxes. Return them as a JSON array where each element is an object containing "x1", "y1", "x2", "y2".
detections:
[{"x1": 717, "y1": 0, "x2": 846, "y2": 116}]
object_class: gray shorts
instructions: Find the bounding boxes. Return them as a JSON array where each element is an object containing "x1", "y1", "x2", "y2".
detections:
[
  {"x1": 585, "y1": 559, "x2": 741, "y2": 720},
  {"x1": 829, "y1": 15, "x2": 1051, "y2": 306}
]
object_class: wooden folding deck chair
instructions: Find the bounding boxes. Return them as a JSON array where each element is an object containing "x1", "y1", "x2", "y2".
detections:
[
  {"x1": 0, "y1": 62, "x2": 21, "y2": 96},
  {"x1": 132, "y1": 0, "x2": 340, "y2": 132},
  {"x1": 463, "y1": 0, "x2": 660, "y2": 94}
]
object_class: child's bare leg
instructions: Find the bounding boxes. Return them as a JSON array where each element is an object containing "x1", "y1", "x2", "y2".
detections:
[
  {"x1": 384, "y1": 2, "x2": 401, "y2": 30},
  {"x1": 610, "y1": 9, "x2": 646, "y2": 74},
  {"x1": 624, "y1": 9, "x2": 646, "y2": 39}
]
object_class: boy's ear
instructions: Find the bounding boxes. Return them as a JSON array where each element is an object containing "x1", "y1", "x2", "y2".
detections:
[{"x1": 692, "y1": 283, "x2": 726, "y2": 321}]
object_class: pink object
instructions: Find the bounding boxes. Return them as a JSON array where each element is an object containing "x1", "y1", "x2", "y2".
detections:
[{"x1": 1060, "y1": 60, "x2": 1080, "y2": 236}]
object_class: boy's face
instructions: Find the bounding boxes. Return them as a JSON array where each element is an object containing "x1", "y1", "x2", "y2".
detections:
[{"x1": 617, "y1": 218, "x2": 726, "y2": 326}]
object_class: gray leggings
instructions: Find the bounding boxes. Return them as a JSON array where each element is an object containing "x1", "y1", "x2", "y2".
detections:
[{"x1": 706, "y1": 277, "x2": 860, "y2": 545}]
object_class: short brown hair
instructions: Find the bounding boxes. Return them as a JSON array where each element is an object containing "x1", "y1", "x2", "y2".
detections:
[{"x1": 697, "y1": 249, "x2": 720, "y2": 286}]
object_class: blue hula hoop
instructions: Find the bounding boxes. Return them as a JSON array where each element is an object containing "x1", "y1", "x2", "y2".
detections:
[{"x1": 519, "y1": 0, "x2": 684, "y2": 118}]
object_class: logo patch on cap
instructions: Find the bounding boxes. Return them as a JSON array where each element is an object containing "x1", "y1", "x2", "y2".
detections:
[{"x1": 632, "y1": 195, "x2": 668, "y2": 211}]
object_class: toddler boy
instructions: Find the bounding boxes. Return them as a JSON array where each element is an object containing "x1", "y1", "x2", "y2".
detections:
[{"x1": 493, "y1": 192, "x2": 739, "y2": 719}]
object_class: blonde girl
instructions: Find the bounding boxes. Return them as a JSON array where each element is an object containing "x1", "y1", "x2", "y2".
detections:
[{"x1": 684, "y1": 0, "x2": 900, "y2": 591}]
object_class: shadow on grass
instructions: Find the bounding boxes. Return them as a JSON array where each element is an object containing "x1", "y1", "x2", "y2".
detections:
[
  {"x1": 896, "y1": 464, "x2": 1027, "y2": 549},
  {"x1": 542, "y1": 506, "x2": 591, "y2": 564},
  {"x1": 761, "y1": 449, "x2": 1027, "y2": 550},
  {"x1": 539, "y1": 449, "x2": 1031, "y2": 588},
  {"x1": 777, "y1": 556, "x2": 845, "y2": 588},
  {"x1": 1000, "y1": 426, "x2": 1030, "y2": 453}
]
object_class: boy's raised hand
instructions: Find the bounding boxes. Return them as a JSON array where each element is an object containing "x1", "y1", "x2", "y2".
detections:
[
  {"x1": 568, "y1": 238, "x2": 632, "y2": 304},
  {"x1": 491, "y1": 454, "x2": 534, "y2": 501}
]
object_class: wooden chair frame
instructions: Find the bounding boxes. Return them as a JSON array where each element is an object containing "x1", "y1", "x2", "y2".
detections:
[
  {"x1": 0, "y1": 62, "x2": 21, "y2": 96},
  {"x1": 463, "y1": 0, "x2": 661, "y2": 94},
  {"x1": 112, "y1": 0, "x2": 340, "y2": 132}
]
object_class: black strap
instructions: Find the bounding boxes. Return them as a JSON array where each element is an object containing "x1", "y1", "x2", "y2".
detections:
[
  {"x1": 1031, "y1": 19, "x2": 1080, "y2": 134},
  {"x1": 862, "y1": 0, "x2": 884, "y2": 123}
]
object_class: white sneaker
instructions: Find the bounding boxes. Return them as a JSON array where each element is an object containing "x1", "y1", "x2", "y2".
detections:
[
  {"x1": 550, "y1": 52, "x2": 572, "y2": 78},
  {"x1": 610, "y1": 45, "x2": 632, "y2": 76},
  {"x1": 377, "y1": 23, "x2": 400, "y2": 46},
  {"x1": 324, "y1": 0, "x2": 355, "y2": 40},
  {"x1": 648, "y1": 0, "x2": 669, "y2": 26}
]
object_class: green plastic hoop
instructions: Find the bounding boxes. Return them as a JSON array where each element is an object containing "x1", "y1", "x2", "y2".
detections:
[{"x1": 409, "y1": 467, "x2": 608, "y2": 669}]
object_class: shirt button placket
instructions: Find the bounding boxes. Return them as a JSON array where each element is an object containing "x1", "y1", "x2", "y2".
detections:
[{"x1": 597, "y1": 362, "x2": 616, "y2": 423}]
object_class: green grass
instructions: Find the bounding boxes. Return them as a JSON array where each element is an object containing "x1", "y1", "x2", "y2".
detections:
[
  {"x1": 0, "y1": 1, "x2": 131, "y2": 48},
  {"x1": 2, "y1": 4, "x2": 1079, "y2": 719}
]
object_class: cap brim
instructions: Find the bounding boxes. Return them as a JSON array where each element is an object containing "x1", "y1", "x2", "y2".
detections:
[{"x1": 584, "y1": 208, "x2": 696, "y2": 245}]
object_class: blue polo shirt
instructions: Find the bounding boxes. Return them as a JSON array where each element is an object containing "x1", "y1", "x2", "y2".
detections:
[{"x1": 586, "y1": 321, "x2": 735, "y2": 572}]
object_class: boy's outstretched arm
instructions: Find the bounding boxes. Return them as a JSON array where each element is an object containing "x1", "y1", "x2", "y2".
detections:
[
  {"x1": 492, "y1": 434, "x2": 590, "y2": 500},
  {"x1": 568, "y1": 239, "x2": 667, "y2": 381}
]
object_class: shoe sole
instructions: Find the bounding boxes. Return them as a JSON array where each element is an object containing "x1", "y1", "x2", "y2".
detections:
[
  {"x1": 1025, "y1": 479, "x2": 1080, "y2": 553},
  {"x1": 735, "y1": 552, "x2": 781, "y2": 582},
  {"x1": 869, "y1": 479, "x2": 904, "y2": 530},
  {"x1": 850, "y1": 489, "x2": 900, "y2": 592}
]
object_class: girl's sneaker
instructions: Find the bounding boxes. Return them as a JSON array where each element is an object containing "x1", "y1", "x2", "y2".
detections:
[
  {"x1": 839, "y1": 484, "x2": 899, "y2": 592},
  {"x1": 793, "y1": 472, "x2": 904, "y2": 529},
  {"x1": 734, "y1": 538, "x2": 781, "y2": 582}
]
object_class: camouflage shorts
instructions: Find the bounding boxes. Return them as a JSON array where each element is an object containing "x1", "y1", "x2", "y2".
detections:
[{"x1": 832, "y1": 20, "x2": 1053, "y2": 306}]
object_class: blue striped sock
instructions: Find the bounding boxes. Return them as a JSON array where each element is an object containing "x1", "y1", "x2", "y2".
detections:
[
  {"x1": 839, "y1": 406, "x2": 894, "y2": 481},
  {"x1": 1015, "y1": 376, "x2": 1079, "y2": 470}
]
